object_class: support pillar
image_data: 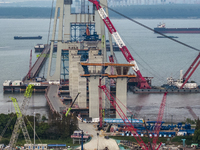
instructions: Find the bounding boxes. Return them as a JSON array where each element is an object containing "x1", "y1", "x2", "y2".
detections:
[
  {"x1": 116, "y1": 78, "x2": 127, "y2": 118},
  {"x1": 78, "y1": 63, "x2": 87, "y2": 108},
  {"x1": 89, "y1": 76, "x2": 100, "y2": 118},
  {"x1": 69, "y1": 48, "x2": 81, "y2": 101}
]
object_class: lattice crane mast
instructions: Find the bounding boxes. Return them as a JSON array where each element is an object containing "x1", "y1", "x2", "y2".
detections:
[
  {"x1": 8, "y1": 85, "x2": 34, "y2": 148},
  {"x1": 0, "y1": 116, "x2": 14, "y2": 142},
  {"x1": 89, "y1": 0, "x2": 151, "y2": 89},
  {"x1": 65, "y1": 92, "x2": 80, "y2": 117},
  {"x1": 152, "y1": 92, "x2": 168, "y2": 150},
  {"x1": 99, "y1": 85, "x2": 148, "y2": 150}
]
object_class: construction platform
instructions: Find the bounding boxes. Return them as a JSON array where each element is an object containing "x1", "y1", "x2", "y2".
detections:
[
  {"x1": 132, "y1": 87, "x2": 200, "y2": 93},
  {"x1": 3, "y1": 85, "x2": 48, "y2": 93}
]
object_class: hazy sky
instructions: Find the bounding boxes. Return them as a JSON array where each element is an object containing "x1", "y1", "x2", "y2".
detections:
[
  {"x1": 0, "y1": 0, "x2": 51, "y2": 2},
  {"x1": 1, "y1": 0, "x2": 199, "y2": 4},
  {"x1": 1, "y1": 0, "x2": 199, "y2": 2}
]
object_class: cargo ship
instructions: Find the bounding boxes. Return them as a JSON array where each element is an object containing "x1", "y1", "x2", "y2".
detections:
[
  {"x1": 157, "y1": 35, "x2": 178, "y2": 38},
  {"x1": 14, "y1": 36, "x2": 42, "y2": 40},
  {"x1": 154, "y1": 23, "x2": 200, "y2": 34}
]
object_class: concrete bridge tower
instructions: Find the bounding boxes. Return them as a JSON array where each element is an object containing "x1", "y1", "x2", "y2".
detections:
[
  {"x1": 46, "y1": 0, "x2": 129, "y2": 119},
  {"x1": 47, "y1": 0, "x2": 109, "y2": 82}
]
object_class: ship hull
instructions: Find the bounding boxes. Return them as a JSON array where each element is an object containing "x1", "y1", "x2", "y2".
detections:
[
  {"x1": 154, "y1": 28, "x2": 200, "y2": 34},
  {"x1": 133, "y1": 88, "x2": 200, "y2": 93},
  {"x1": 14, "y1": 36, "x2": 42, "y2": 40}
]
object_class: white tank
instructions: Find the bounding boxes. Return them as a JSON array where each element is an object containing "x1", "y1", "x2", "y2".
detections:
[
  {"x1": 175, "y1": 82, "x2": 197, "y2": 89},
  {"x1": 12, "y1": 80, "x2": 23, "y2": 86},
  {"x1": 40, "y1": 45, "x2": 44, "y2": 48},
  {"x1": 3, "y1": 80, "x2": 12, "y2": 86}
]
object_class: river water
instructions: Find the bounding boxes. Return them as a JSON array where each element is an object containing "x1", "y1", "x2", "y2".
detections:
[{"x1": 0, "y1": 18, "x2": 200, "y2": 122}]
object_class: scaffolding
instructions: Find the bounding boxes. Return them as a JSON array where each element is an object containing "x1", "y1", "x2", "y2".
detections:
[
  {"x1": 70, "y1": 23, "x2": 95, "y2": 42},
  {"x1": 61, "y1": 50, "x2": 69, "y2": 82}
]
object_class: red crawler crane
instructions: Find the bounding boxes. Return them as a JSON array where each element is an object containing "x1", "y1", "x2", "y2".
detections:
[
  {"x1": 99, "y1": 85, "x2": 149, "y2": 150},
  {"x1": 98, "y1": 78, "x2": 168, "y2": 149},
  {"x1": 28, "y1": 49, "x2": 32, "y2": 79},
  {"x1": 99, "y1": 78, "x2": 103, "y2": 129},
  {"x1": 152, "y1": 92, "x2": 168, "y2": 150},
  {"x1": 89, "y1": 0, "x2": 151, "y2": 89}
]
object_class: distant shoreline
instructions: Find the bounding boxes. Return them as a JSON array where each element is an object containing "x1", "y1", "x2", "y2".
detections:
[{"x1": 0, "y1": 5, "x2": 200, "y2": 19}]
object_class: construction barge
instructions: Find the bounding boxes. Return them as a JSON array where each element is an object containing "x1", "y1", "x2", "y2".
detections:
[
  {"x1": 129, "y1": 76, "x2": 200, "y2": 93},
  {"x1": 132, "y1": 87, "x2": 200, "y2": 94},
  {"x1": 3, "y1": 80, "x2": 48, "y2": 93}
]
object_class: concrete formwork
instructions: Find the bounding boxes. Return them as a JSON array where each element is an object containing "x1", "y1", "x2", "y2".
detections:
[{"x1": 88, "y1": 48, "x2": 103, "y2": 73}]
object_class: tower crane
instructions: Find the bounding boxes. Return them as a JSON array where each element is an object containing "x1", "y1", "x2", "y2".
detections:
[
  {"x1": 89, "y1": 0, "x2": 151, "y2": 89},
  {"x1": 8, "y1": 84, "x2": 34, "y2": 149}
]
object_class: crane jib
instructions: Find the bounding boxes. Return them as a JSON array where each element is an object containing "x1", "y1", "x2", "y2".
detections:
[
  {"x1": 100, "y1": 85, "x2": 149, "y2": 150},
  {"x1": 98, "y1": 8, "x2": 116, "y2": 33},
  {"x1": 90, "y1": 0, "x2": 151, "y2": 89},
  {"x1": 103, "y1": 18, "x2": 116, "y2": 33}
]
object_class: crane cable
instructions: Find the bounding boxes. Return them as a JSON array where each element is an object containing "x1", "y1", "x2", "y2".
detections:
[
  {"x1": 24, "y1": 115, "x2": 42, "y2": 144},
  {"x1": 100, "y1": 3, "x2": 200, "y2": 52},
  {"x1": 99, "y1": 2, "x2": 200, "y2": 84},
  {"x1": 121, "y1": 34, "x2": 166, "y2": 82}
]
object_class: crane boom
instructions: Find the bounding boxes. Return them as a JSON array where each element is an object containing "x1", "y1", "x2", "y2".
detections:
[
  {"x1": 89, "y1": 0, "x2": 150, "y2": 89},
  {"x1": 99, "y1": 85, "x2": 148, "y2": 150},
  {"x1": 152, "y1": 92, "x2": 168, "y2": 150},
  {"x1": 0, "y1": 115, "x2": 14, "y2": 142},
  {"x1": 180, "y1": 52, "x2": 200, "y2": 89},
  {"x1": 9, "y1": 97, "x2": 32, "y2": 148},
  {"x1": 65, "y1": 92, "x2": 80, "y2": 117},
  {"x1": 8, "y1": 84, "x2": 34, "y2": 148}
]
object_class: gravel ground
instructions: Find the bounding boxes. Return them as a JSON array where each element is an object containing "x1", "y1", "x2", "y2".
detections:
[{"x1": 76, "y1": 121, "x2": 119, "y2": 150}]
